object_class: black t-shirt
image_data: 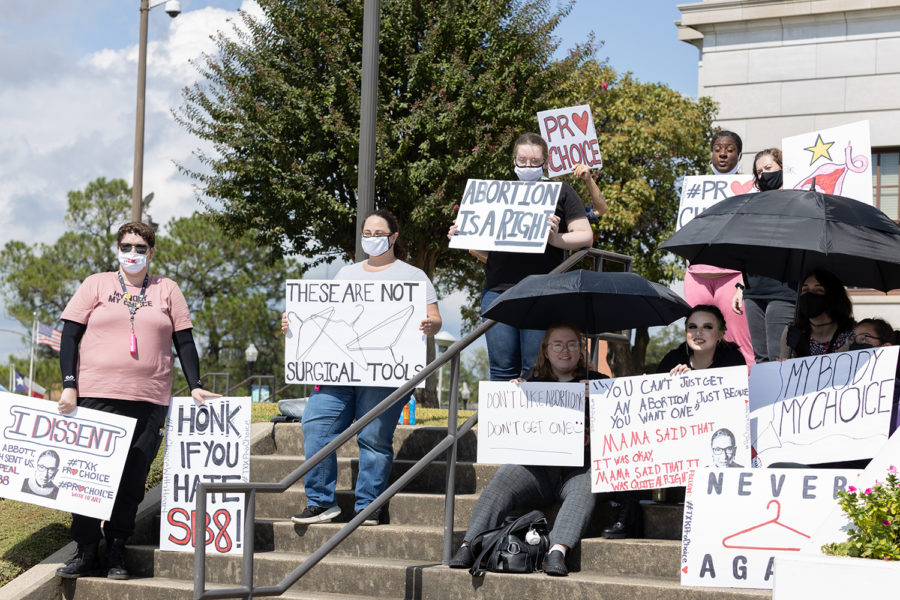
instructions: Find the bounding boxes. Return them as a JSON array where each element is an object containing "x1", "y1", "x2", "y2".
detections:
[
  {"x1": 655, "y1": 341, "x2": 746, "y2": 374},
  {"x1": 483, "y1": 182, "x2": 586, "y2": 292}
]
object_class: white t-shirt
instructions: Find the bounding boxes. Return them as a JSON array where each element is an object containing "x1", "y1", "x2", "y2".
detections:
[{"x1": 336, "y1": 260, "x2": 438, "y2": 305}]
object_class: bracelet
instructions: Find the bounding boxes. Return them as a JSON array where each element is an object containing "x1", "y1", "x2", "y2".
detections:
[{"x1": 735, "y1": 282, "x2": 745, "y2": 290}]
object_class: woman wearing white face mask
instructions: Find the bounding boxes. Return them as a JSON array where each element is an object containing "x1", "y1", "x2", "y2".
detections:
[
  {"x1": 56, "y1": 222, "x2": 218, "y2": 581},
  {"x1": 283, "y1": 209, "x2": 441, "y2": 526},
  {"x1": 448, "y1": 132, "x2": 595, "y2": 381}
]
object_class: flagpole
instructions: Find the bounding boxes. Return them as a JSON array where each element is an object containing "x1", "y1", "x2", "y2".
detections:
[{"x1": 28, "y1": 313, "x2": 36, "y2": 397}]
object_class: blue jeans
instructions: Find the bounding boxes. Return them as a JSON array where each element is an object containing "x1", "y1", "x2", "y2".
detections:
[
  {"x1": 302, "y1": 385, "x2": 408, "y2": 511},
  {"x1": 481, "y1": 289, "x2": 545, "y2": 381}
]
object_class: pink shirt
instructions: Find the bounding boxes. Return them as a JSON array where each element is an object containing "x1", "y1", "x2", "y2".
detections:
[{"x1": 61, "y1": 272, "x2": 192, "y2": 406}]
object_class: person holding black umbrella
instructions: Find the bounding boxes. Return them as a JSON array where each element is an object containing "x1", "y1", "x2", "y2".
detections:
[
  {"x1": 781, "y1": 268, "x2": 854, "y2": 359},
  {"x1": 448, "y1": 324, "x2": 605, "y2": 577}
]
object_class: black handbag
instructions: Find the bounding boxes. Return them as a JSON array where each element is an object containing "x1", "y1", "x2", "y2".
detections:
[{"x1": 468, "y1": 509, "x2": 551, "y2": 576}]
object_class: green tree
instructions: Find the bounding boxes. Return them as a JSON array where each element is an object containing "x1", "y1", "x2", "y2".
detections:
[
  {"x1": 554, "y1": 61, "x2": 716, "y2": 375},
  {"x1": 643, "y1": 324, "x2": 685, "y2": 374}
]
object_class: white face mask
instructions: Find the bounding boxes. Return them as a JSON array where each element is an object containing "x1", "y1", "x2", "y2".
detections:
[
  {"x1": 514, "y1": 164, "x2": 543, "y2": 182},
  {"x1": 118, "y1": 251, "x2": 147, "y2": 274},
  {"x1": 361, "y1": 235, "x2": 391, "y2": 257}
]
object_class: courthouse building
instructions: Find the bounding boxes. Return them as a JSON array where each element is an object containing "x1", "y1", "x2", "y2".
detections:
[{"x1": 677, "y1": 0, "x2": 900, "y2": 322}]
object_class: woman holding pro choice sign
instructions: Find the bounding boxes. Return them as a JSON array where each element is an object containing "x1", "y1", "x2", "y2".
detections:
[
  {"x1": 448, "y1": 133, "x2": 596, "y2": 381},
  {"x1": 284, "y1": 209, "x2": 442, "y2": 526}
]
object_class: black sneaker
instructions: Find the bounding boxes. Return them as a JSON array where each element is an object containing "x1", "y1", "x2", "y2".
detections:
[
  {"x1": 291, "y1": 505, "x2": 340, "y2": 524},
  {"x1": 542, "y1": 549, "x2": 568, "y2": 577},
  {"x1": 448, "y1": 545, "x2": 474, "y2": 569},
  {"x1": 56, "y1": 542, "x2": 103, "y2": 579},
  {"x1": 354, "y1": 509, "x2": 379, "y2": 526},
  {"x1": 106, "y1": 537, "x2": 129, "y2": 580}
]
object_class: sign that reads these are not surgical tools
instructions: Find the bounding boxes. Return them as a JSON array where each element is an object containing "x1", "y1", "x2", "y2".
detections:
[{"x1": 449, "y1": 179, "x2": 562, "y2": 253}]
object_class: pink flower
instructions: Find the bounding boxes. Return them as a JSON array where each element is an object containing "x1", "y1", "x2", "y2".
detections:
[
  {"x1": 864, "y1": 488, "x2": 872, "y2": 495},
  {"x1": 890, "y1": 465, "x2": 897, "y2": 474},
  {"x1": 883, "y1": 520, "x2": 891, "y2": 526},
  {"x1": 600, "y1": 81, "x2": 609, "y2": 91},
  {"x1": 473, "y1": 146, "x2": 479, "y2": 153},
  {"x1": 848, "y1": 486, "x2": 857, "y2": 492},
  {"x1": 453, "y1": 204, "x2": 460, "y2": 211}
]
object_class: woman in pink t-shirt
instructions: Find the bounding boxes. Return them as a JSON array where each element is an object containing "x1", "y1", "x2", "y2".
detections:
[{"x1": 55, "y1": 222, "x2": 218, "y2": 581}]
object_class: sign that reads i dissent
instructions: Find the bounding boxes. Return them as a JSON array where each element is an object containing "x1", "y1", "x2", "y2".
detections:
[
  {"x1": 284, "y1": 279, "x2": 428, "y2": 387},
  {"x1": 537, "y1": 104, "x2": 602, "y2": 177},
  {"x1": 681, "y1": 468, "x2": 857, "y2": 589},
  {"x1": 589, "y1": 366, "x2": 750, "y2": 493},
  {"x1": 160, "y1": 396, "x2": 251, "y2": 555},
  {"x1": 749, "y1": 346, "x2": 898, "y2": 467},
  {"x1": 448, "y1": 179, "x2": 561, "y2": 253},
  {"x1": 0, "y1": 394, "x2": 135, "y2": 520},
  {"x1": 676, "y1": 175, "x2": 756, "y2": 231},
  {"x1": 477, "y1": 381, "x2": 586, "y2": 467}
]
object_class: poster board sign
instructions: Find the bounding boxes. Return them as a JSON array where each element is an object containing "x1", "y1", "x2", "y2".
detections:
[
  {"x1": 0, "y1": 394, "x2": 135, "y2": 520},
  {"x1": 160, "y1": 396, "x2": 251, "y2": 555},
  {"x1": 782, "y1": 120, "x2": 872, "y2": 205},
  {"x1": 749, "y1": 346, "x2": 898, "y2": 466},
  {"x1": 448, "y1": 179, "x2": 561, "y2": 253},
  {"x1": 677, "y1": 175, "x2": 756, "y2": 231},
  {"x1": 589, "y1": 366, "x2": 750, "y2": 493},
  {"x1": 537, "y1": 104, "x2": 602, "y2": 177},
  {"x1": 477, "y1": 381, "x2": 586, "y2": 466},
  {"x1": 284, "y1": 279, "x2": 428, "y2": 387},
  {"x1": 681, "y1": 468, "x2": 857, "y2": 589}
]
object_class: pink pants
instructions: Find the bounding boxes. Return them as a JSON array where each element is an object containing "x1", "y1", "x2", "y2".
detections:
[{"x1": 683, "y1": 271, "x2": 755, "y2": 366}]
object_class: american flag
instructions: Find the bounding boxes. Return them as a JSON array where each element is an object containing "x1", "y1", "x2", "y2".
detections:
[{"x1": 37, "y1": 323, "x2": 62, "y2": 352}]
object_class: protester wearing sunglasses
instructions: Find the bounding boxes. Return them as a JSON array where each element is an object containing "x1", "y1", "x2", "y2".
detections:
[{"x1": 56, "y1": 222, "x2": 218, "y2": 581}]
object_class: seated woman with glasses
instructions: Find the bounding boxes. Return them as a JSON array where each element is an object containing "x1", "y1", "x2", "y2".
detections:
[
  {"x1": 448, "y1": 133, "x2": 598, "y2": 382},
  {"x1": 448, "y1": 324, "x2": 606, "y2": 577},
  {"x1": 851, "y1": 318, "x2": 899, "y2": 436}
]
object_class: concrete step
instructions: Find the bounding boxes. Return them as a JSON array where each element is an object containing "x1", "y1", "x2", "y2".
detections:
[
  {"x1": 62, "y1": 577, "x2": 378, "y2": 600},
  {"x1": 272, "y1": 423, "x2": 478, "y2": 462},
  {"x1": 250, "y1": 455, "x2": 495, "y2": 494}
]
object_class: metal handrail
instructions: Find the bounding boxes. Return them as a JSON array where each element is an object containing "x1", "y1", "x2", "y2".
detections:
[{"x1": 193, "y1": 247, "x2": 632, "y2": 599}]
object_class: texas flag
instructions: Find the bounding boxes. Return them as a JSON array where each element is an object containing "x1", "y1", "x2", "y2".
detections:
[{"x1": 13, "y1": 370, "x2": 45, "y2": 398}]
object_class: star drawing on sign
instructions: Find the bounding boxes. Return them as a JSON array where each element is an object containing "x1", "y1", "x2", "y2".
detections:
[{"x1": 804, "y1": 134, "x2": 834, "y2": 166}]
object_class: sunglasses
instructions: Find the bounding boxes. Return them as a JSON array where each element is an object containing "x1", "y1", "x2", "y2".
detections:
[{"x1": 119, "y1": 243, "x2": 150, "y2": 254}]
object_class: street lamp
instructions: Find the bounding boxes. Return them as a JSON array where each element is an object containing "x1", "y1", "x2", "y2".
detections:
[
  {"x1": 433, "y1": 331, "x2": 456, "y2": 407},
  {"x1": 131, "y1": 0, "x2": 181, "y2": 223},
  {"x1": 244, "y1": 342, "x2": 258, "y2": 397}
]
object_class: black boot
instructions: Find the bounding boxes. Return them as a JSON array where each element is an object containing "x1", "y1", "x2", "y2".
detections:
[
  {"x1": 602, "y1": 499, "x2": 640, "y2": 539},
  {"x1": 57, "y1": 542, "x2": 102, "y2": 579},
  {"x1": 106, "y1": 537, "x2": 129, "y2": 580}
]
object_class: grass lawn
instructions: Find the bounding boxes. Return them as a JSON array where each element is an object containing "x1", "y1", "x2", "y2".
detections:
[{"x1": 0, "y1": 402, "x2": 471, "y2": 587}]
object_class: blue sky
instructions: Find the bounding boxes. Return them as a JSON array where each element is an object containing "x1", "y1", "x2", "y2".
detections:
[{"x1": 0, "y1": 0, "x2": 700, "y2": 360}]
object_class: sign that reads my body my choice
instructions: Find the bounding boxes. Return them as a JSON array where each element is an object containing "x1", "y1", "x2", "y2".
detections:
[
  {"x1": 589, "y1": 366, "x2": 750, "y2": 493},
  {"x1": 449, "y1": 179, "x2": 562, "y2": 253},
  {"x1": 0, "y1": 394, "x2": 135, "y2": 520},
  {"x1": 284, "y1": 279, "x2": 427, "y2": 387}
]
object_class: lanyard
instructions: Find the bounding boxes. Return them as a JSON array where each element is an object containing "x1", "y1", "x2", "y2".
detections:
[{"x1": 117, "y1": 271, "x2": 149, "y2": 354}]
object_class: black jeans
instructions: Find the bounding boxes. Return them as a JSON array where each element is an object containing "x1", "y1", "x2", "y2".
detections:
[{"x1": 70, "y1": 397, "x2": 168, "y2": 544}]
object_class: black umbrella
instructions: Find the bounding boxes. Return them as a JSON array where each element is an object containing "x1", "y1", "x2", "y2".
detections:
[
  {"x1": 660, "y1": 189, "x2": 900, "y2": 291},
  {"x1": 482, "y1": 270, "x2": 690, "y2": 334}
]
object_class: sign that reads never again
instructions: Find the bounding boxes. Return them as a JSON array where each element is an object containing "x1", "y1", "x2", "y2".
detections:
[
  {"x1": 589, "y1": 366, "x2": 750, "y2": 493},
  {"x1": 448, "y1": 179, "x2": 561, "y2": 253},
  {"x1": 477, "y1": 381, "x2": 586, "y2": 467},
  {"x1": 0, "y1": 394, "x2": 135, "y2": 520},
  {"x1": 160, "y1": 396, "x2": 251, "y2": 555},
  {"x1": 284, "y1": 279, "x2": 428, "y2": 387}
]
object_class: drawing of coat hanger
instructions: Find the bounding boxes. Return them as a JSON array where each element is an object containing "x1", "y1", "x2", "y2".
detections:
[
  {"x1": 721, "y1": 499, "x2": 810, "y2": 551},
  {"x1": 294, "y1": 306, "x2": 367, "y2": 366},
  {"x1": 346, "y1": 305, "x2": 414, "y2": 354}
]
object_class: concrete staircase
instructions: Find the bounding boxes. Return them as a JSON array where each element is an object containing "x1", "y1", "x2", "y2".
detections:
[{"x1": 57, "y1": 422, "x2": 772, "y2": 599}]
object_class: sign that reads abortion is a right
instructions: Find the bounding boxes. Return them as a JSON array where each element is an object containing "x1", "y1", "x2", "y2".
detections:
[{"x1": 449, "y1": 179, "x2": 561, "y2": 253}]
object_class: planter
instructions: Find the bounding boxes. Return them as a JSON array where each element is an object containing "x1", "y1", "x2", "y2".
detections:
[{"x1": 773, "y1": 553, "x2": 900, "y2": 598}]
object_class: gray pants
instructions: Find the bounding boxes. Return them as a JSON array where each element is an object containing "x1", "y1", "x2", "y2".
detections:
[
  {"x1": 463, "y1": 463, "x2": 595, "y2": 549},
  {"x1": 745, "y1": 298, "x2": 795, "y2": 362}
]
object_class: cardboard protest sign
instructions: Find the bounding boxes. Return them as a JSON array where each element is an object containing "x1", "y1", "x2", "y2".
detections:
[
  {"x1": 589, "y1": 366, "x2": 749, "y2": 493},
  {"x1": 0, "y1": 394, "x2": 135, "y2": 520},
  {"x1": 782, "y1": 120, "x2": 872, "y2": 205},
  {"x1": 448, "y1": 179, "x2": 561, "y2": 253},
  {"x1": 537, "y1": 104, "x2": 601, "y2": 177},
  {"x1": 681, "y1": 468, "x2": 857, "y2": 589},
  {"x1": 749, "y1": 347, "x2": 898, "y2": 466},
  {"x1": 160, "y1": 396, "x2": 251, "y2": 554},
  {"x1": 284, "y1": 279, "x2": 428, "y2": 387},
  {"x1": 677, "y1": 175, "x2": 756, "y2": 231},
  {"x1": 477, "y1": 381, "x2": 586, "y2": 466}
]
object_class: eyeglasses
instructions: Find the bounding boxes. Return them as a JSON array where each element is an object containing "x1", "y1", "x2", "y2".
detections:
[
  {"x1": 514, "y1": 158, "x2": 545, "y2": 168},
  {"x1": 548, "y1": 341, "x2": 580, "y2": 353},
  {"x1": 362, "y1": 232, "x2": 391, "y2": 238},
  {"x1": 852, "y1": 333, "x2": 883, "y2": 345},
  {"x1": 119, "y1": 243, "x2": 150, "y2": 254},
  {"x1": 711, "y1": 446, "x2": 736, "y2": 455}
]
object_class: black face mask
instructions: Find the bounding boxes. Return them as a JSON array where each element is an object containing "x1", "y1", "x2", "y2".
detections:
[
  {"x1": 849, "y1": 342, "x2": 875, "y2": 351},
  {"x1": 798, "y1": 292, "x2": 827, "y2": 318},
  {"x1": 758, "y1": 170, "x2": 783, "y2": 192}
]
